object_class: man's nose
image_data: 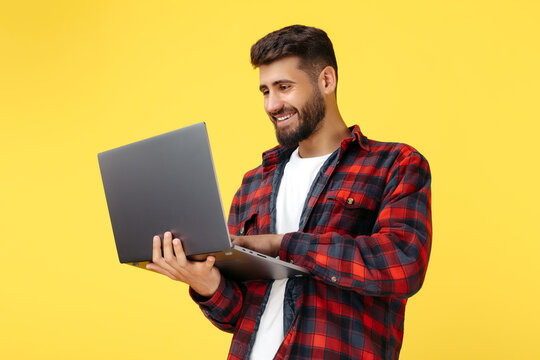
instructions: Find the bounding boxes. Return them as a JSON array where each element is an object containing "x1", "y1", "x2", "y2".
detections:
[{"x1": 265, "y1": 93, "x2": 284, "y2": 114}]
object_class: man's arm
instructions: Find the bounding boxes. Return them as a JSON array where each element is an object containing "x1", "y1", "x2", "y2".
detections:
[
  {"x1": 233, "y1": 151, "x2": 431, "y2": 299},
  {"x1": 279, "y1": 151, "x2": 432, "y2": 298}
]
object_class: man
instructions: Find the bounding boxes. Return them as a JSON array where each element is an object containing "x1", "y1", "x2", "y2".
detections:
[{"x1": 147, "y1": 25, "x2": 432, "y2": 360}]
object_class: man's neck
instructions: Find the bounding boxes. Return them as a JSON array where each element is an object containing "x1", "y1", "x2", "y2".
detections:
[{"x1": 297, "y1": 112, "x2": 350, "y2": 158}]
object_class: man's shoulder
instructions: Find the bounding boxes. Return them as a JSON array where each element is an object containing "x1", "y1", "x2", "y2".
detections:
[
  {"x1": 239, "y1": 164, "x2": 264, "y2": 186},
  {"x1": 340, "y1": 134, "x2": 430, "y2": 179},
  {"x1": 233, "y1": 144, "x2": 290, "y2": 196},
  {"x1": 364, "y1": 137, "x2": 428, "y2": 163},
  {"x1": 348, "y1": 125, "x2": 427, "y2": 164},
  {"x1": 239, "y1": 143, "x2": 290, "y2": 181}
]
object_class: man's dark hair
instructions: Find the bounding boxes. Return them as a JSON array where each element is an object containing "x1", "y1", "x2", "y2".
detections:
[{"x1": 250, "y1": 25, "x2": 338, "y2": 86}]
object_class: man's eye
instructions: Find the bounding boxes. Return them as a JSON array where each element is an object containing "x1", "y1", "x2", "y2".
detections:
[
  {"x1": 280, "y1": 85, "x2": 290, "y2": 90},
  {"x1": 261, "y1": 89, "x2": 269, "y2": 95}
]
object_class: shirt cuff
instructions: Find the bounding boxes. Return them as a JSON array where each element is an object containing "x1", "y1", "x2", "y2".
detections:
[
  {"x1": 279, "y1": 232, "x2": 314, "y2": 270},
  {"x1": 189, "y1": 274, "x2": 226, "y2": 309}
]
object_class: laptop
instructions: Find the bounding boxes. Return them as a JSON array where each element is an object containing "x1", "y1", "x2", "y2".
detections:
[{"x1": 98, "y1": 122, "x2": 309, "y2": 280}]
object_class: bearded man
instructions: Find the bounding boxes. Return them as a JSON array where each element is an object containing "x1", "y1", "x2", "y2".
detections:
[{"x1": 147, "y1": 25, "x2": 432, "y2": 360}]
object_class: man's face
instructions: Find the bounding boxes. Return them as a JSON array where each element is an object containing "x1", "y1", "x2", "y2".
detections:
[{"x1": 259, "y1": 56, "x2": 326, "y2": 148}]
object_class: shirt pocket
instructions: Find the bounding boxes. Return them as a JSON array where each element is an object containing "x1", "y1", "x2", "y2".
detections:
[
  {"x1": 236, "y1": 212, "x2": 259, "y2": 236},
  {"x1": 324, "y1": 188, "x2": 379, "y2": 236}
]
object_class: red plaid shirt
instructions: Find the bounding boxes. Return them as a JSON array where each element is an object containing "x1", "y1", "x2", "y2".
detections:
[{"x1": 190, "y1": 125, "x2": 432, "y2": 360}]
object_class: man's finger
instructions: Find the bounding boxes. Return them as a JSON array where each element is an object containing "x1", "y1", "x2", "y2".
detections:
[
  {"x1": 152, "y1": 235, "x2": 162, "y2": 262},
  {"x1": 152, "y1": 233, "x2": 181, "y2": 275},
  {"x1": 231, "y1": 235, "x2": 243, "y2": 246},
  {"x1": 206, "y1": 255, "x2": 216, "y2": 269},
  {"x1": 172, "y1": 238, "x2": 187, "y2": 266},
  {"x1": 162, "y1": 231, "x2": 175, "y2": 263}
]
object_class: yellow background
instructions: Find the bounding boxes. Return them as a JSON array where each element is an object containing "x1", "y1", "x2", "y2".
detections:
[{"x1": 1, "y1": 1, "x2": 539, "y2": 359}]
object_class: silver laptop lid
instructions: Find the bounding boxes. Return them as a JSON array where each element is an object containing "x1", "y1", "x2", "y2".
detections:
[{"x1": 98, "y1": 122, "x2": 231, "y2": 263}]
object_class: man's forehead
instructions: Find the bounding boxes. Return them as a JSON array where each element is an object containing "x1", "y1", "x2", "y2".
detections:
[{"x1": 258, "y1": 56, "x2": 308, "y2": 86}]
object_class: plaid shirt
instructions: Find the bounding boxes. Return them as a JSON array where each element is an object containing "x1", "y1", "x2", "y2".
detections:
[{"x1": 190, "y1": 125, "x2": 432, "y2": 360}]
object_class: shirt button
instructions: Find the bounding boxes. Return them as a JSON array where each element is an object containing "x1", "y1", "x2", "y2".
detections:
[
  {"x1": 346, "y1": 198, "x2": 354, "y2": 205},
  {"x1": 239, "y1": 227, "x2": 245, "y2": 235},
  {"x1": 331, "y1": 276, "x2": 337, "y2": 282},
  {"x1": 289, "y1": 259, "x2": 294, "y2": 264}
]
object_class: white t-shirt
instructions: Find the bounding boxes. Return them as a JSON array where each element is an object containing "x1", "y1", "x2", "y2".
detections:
[{"x1": 249, "y1": 148, "x2": 332, "y2": 360}]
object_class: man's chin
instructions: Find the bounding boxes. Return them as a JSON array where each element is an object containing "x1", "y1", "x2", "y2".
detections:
[{"x1": 276, "y1": 130, "x2": 300, "y2": 148}]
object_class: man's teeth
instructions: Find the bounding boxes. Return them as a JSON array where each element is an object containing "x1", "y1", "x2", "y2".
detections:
[{"x1": 277, "y1": 113, "x2": 294, "y2": 121}]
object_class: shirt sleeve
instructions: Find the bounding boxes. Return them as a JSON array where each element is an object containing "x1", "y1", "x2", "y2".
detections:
[
  {"x1": 278, "y1": 150, "x2": 432, "y2": 299},
  {"x1": 189, "y1": 275, "x2": 245, "y2": 333}
]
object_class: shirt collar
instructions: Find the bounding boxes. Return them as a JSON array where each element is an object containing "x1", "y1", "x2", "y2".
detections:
[
  {"x1": 261, "y1": 145, "x2": 294, "y2": 168},
  {"x1": 262, "y1": 124, "x2": 370, "y2": 167},
  {"x1": 345, "y1": 124, "x2": 370, "y2": 152}
]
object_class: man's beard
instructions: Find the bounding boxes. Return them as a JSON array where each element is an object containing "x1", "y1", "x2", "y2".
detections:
[{"x1": 272, "y1": 87, "x2": 326, "y2": 148}]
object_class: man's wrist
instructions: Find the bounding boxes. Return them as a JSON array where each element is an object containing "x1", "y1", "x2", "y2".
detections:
[
  {"x1": 189, "y1": 274, "x2": 225, "y2": 303},
  {"x1": 191, "y1": 272, "x2": 222, "y2": 298},
  {"x1": 274, "y1": 234, "x2": 284, "y2": 256}
]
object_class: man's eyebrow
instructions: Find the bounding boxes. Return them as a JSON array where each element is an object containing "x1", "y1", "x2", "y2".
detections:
[{"x1": 259, "y1": 79, "x2": 296, "y2": 91}]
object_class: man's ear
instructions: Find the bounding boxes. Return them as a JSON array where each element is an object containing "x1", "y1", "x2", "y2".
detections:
[{"x1": 318, "y1": 66, "x2": 337, "y2": 95}]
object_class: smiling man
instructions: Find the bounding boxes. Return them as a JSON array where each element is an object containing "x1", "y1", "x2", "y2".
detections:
[{"x1": 147, "y1": 25, "x2": 432, "y2": 360}]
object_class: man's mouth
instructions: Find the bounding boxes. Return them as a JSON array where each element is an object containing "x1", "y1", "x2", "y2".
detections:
[
  {"x1": 277, "y1": 113, "x2": 293, "y2": 121},
  {"x1": 273, "y1": 111, "x2": 297, "y2": 126}
]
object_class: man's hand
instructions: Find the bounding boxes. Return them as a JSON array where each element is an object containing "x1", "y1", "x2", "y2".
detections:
[
  {"x1": 146, "y1": 231, "x2": 222, "y2": 298},
  {"x1": 230, "y1": 234, "x2": 284, "y2": 257}
]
